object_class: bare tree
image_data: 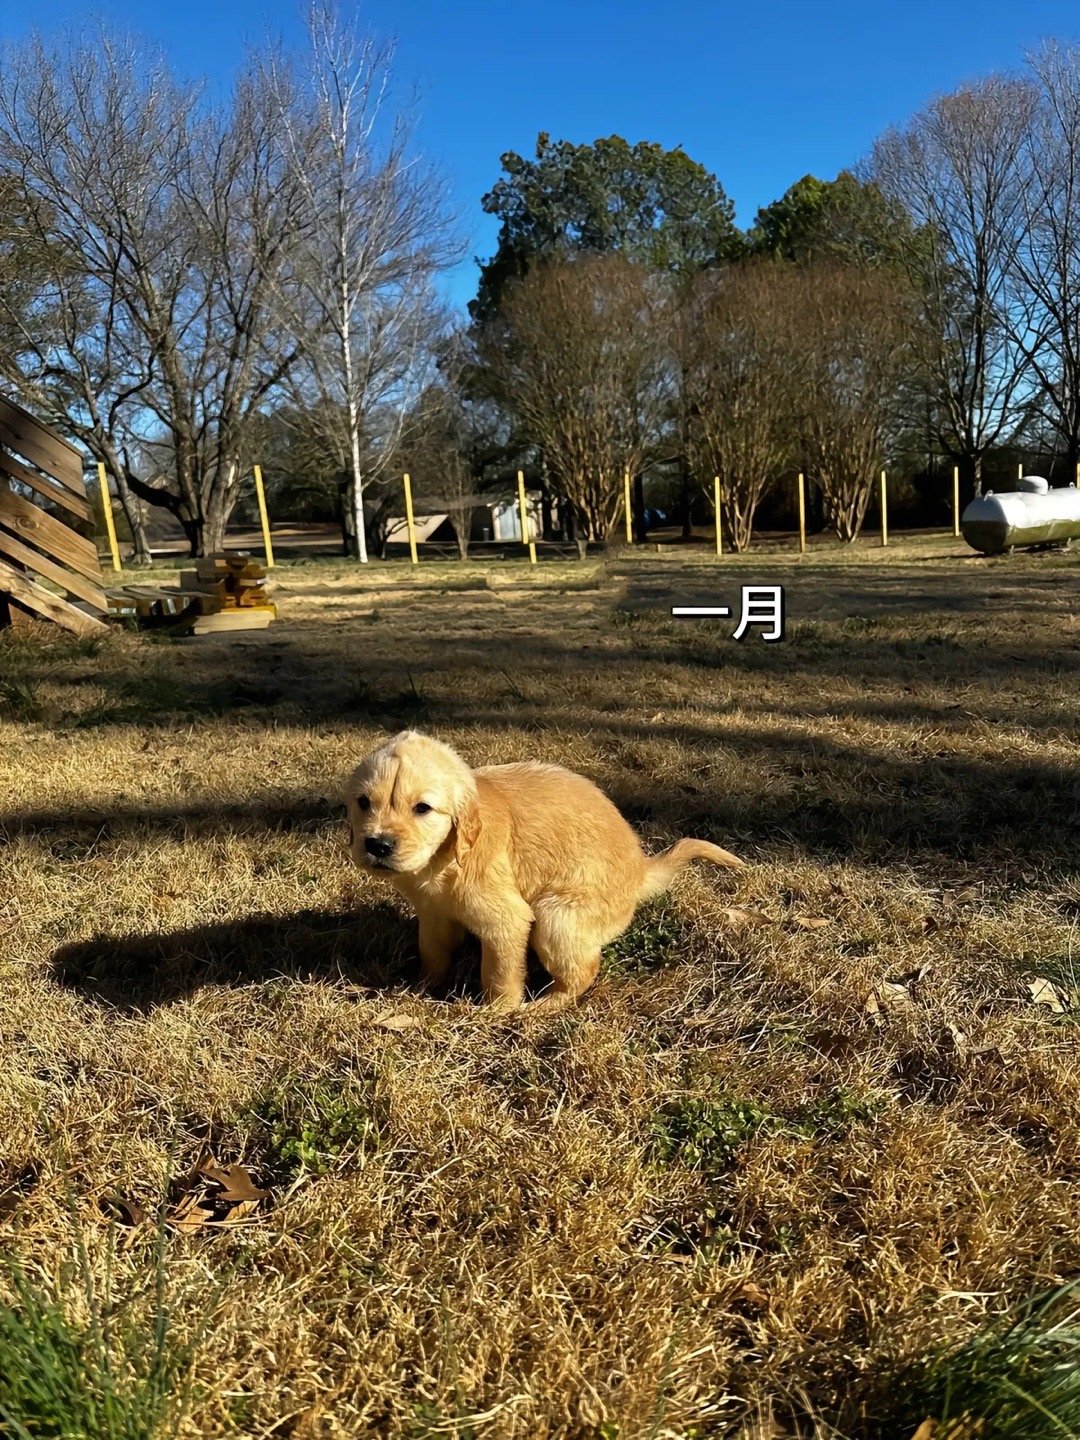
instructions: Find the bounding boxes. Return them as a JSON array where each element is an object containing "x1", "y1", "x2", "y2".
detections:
[
  {"x1": 784, "y1": 263, "x2": 916, "y2": 542},
  {"x1": 0, "y1": 221, "x2": 158, "y2": 563},
  {"x1": 870, "y1": 76, "x2": 1037, "y2": 495},
  {"x1": 678, "y1": 261, "x2": 796, "y2": 550},
  {"x1": 0, "y1": 32, "x2": 309, "y2": 555},
  {"x1": 269, "y1": 3, "x2": 458, "y2": 563},
  {"x1": 480, "y1": 253, "x2": 669, "y2": 556},
  {"x1": 406, "y1": 339, "x2": 490, "y2": 559},
  {"x1": 1010, "y1": 42, "x2": 1080, "y2": 474}
]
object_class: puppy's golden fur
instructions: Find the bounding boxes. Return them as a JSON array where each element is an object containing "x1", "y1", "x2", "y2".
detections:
[{"x1": 345, "y1": 731, "x2": 744, "y2": 1013}]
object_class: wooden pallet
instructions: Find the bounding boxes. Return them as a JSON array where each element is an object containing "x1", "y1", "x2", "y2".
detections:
[{"x1": 0, "y1": 394, "x2": 107, "y2": 635}]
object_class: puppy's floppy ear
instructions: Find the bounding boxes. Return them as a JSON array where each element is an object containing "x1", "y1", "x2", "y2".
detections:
[{"x1": 452, "y1": 782, "x2": 482, "y2": 863}]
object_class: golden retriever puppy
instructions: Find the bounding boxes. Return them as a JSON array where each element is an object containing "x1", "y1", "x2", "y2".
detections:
[{"x1": 345, "y1": 730, "x2": 744, "y2": 1014}]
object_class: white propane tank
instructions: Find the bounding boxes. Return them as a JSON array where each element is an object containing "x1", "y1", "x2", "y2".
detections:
[{"x1": 960, "y1": 477, "x2": 1080, "y2": 554}]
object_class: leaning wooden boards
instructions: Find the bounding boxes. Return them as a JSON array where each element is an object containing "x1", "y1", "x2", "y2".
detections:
[{"x1": 0, "y1": 394, "x2": 107, "y2": 634}]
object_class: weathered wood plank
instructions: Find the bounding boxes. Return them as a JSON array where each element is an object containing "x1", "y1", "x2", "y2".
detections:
[
  {"x1": 0, "y1": 529, "x2": 107, "y2": 612},
  {"x1": 115, "y1": 584, "x2": 180, "y2": 600},
  {"x1": 190, "y1": 608, "x2": 274, "y2": 633},
  {"x1": 0, "y1": 448, "x2": 95, "y2": 524},
  {"x1": 0, "y1": 394, "x2": 86, "y2": 494},
  {"x1": 0, "y1": 487, "x2": 103, "y2": 585},
  {"x1": 0, "y1": 557, "x2": 106, "y2": 635}
]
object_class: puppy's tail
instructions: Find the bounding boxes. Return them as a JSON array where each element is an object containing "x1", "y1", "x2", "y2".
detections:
[{"x1": 640, "y1": 837, "x2": 745, "y2": 902}]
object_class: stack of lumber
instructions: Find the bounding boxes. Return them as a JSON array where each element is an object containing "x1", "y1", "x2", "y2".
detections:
[
  {"x1": 107, "y1": 555, "x2": 276, "y2": 635},
  {"x1": 179, "y1": 557, "x2": 276, "y2": 632}
]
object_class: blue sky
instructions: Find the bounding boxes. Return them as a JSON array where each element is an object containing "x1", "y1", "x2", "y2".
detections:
[{"x1": 5, "y1": 1, "x2": 1080, "y2": 307}]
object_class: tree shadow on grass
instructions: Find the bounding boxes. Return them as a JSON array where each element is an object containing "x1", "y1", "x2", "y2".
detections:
[
  {"x1": 1, "y1": 792, "x2": 336, "y2": 846},
  {"x1": 49, "y1": 902, "x2": 553, "y2": 1014},
  {"x1": 50, "y1": 901, "x2": 415, "y2": 1012},
  {"x1": 7, "y1": 709, "x2": 1079, "y2": 880}
]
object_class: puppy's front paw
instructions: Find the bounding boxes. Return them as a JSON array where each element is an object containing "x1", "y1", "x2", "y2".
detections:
[
  {"x1": 480, "y1": 991, "x2": 526, "y2": 1017},
  {"x1": 522, "y1": 989, "x2": 577, "y2": 1018}
]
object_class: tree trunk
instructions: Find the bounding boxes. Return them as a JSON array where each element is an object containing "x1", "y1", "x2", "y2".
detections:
[
  {"x1": 336, "y1": 474, "x2": 352, "y2": 555},
  {"x1": 971, "y1": 451, "x2": 983, "y2": 499},
  {"x1": 680, "y1": 461, "x2": 692, "y2": 539},
  {"x1": 565, "y1": 506, "x2": 587, "y2": 559},
  {"x1": 730, "y1": 500, "x2": 754, "y2": 553},
  {"x1": 633, "y1": 472, "x2": 646, "y2": 541},
  {"x1": 349, "y1": 466, "x2": 367, "y2": 562},
  {"x1": 200, "y1": 512, "x2": 227, "y2": 557},
  {"x1": 113, "y1": 474, "x2": 152, "y2": 566},
  {"x1": 343, "y1": 315, "x2": 369, "y2": 562}
]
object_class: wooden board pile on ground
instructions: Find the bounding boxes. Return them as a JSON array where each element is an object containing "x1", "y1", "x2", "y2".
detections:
[{"x1": 107, "y1": 556, "x2": 277, "y2": 634}]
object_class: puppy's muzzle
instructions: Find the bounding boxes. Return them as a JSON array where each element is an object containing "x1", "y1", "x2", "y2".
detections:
[{"x1": 364, "y1": 834, "x2": 396, "y2": 865}]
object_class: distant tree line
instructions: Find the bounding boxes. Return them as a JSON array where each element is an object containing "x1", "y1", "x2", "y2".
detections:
[
  {"x1": 3, "y1": 18, "x2": 1080, "y2": 557},
  {"x1": 0, "y1": 5, "x2": 454, "y2": 560}
]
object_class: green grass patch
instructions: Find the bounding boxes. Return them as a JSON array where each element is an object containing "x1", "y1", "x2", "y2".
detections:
[
  {"x1": 878, "y1": 1284, "x2": 1080, "y2": 1440},
  {"x1": 649, "y1": 1096, "x2": 778, "y2": 1173},
  {"x1": 0, "y1": 1219, "x2": 207, "y2": 1440},
  {"x1": 244, "y1": 1073, "x2": 384, "y2": 1182},
  {"x1": 603, "y1": 905, "x2": 693, "y2": 976},
  {"x1": 0, "y1": 678, "x2": 41, "y2": 722},
  {"x1": 649, "y1": 1086, "x2": 888, "y2": 1175}
]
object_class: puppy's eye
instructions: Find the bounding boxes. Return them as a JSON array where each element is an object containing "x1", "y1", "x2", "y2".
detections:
[
  {"x1": 413, "y1": 802, "x2": 432, "y2": 816},
  {"x1": 357, "y1": 795, "x2": 371, "y2": 813}
]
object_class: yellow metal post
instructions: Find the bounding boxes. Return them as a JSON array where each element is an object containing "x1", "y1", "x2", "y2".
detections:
[
  {"x1": 517, "y1": 469, "x2": 537, "y2": 564},
  {"x1": 880, "y1": 469, "x2": 889, "y2": 547},
  {"x1": 96, "y1": 462, "x2": 122, "y2": 573},
  {"x1": 402, "y1": 473, "x2": 419, "y2": 566},
  {"x1": 713, "y1": 475, "x2": 723, "y2": 556},
  {"x1": 623, "y1": 468, "x2": 633, "y2": 545},
  {"x1": 952, "y1": 464, "x2": 961, "y2": 538},
  {"x1": 797, "y1": 471, "x2": 807, "y2": 554},
  {"x1": 252, "y1": 464, "x2": 275, "y2": 569}
]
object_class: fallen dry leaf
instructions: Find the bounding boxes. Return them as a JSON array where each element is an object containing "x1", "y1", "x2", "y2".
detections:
[
  {"x1": 373, "y1": 1013, "x2": 423, "y2": 1031},
  {"x1": 865, "y1": 980, "x2": 918, "y2": 1025},
  {"x1": 938, "y1": 1022, "x2": 967, "y2": 1055},
  {"x1": 720, "y1": 907, "x2": 771, "y2": 928},
  {"x1": 168, "y1": 1188, "x2": 199, "y2": 1223},
  {"x1": 100, "y1": 1192, "x2": 144, "y2": 1227},
  {"x1": 1028, "y1": 977, "x2": 1070, "y2": 1013},
  {"x1": 171, "y1": 1203, "x2": 216, "y2": 1235},
  {"x1": 205, "y1": 1198, "x2": 263, "y2": 1227},
  {"x1": 166, "y1": 1150, "x2": 270, "y2": 1235},
  {"x1": 735, "y1": 1280, "x2": 771, "y2": 1310},
  {"x1": 198, "y1": 1161, "x2": 267, "y2": 1204},
  {"x1": 793, "y1": 915, "x2": 831, "y2": 930}
]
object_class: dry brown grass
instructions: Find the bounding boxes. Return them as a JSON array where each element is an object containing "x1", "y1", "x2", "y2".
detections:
[{"x1": 0, "y1": 537, "x2": 1078, "y2": 1438}]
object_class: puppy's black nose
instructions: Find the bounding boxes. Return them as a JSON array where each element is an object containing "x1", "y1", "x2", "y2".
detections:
[{"x1": 365, "y1": 835, "x2": 395, "y2": 860}]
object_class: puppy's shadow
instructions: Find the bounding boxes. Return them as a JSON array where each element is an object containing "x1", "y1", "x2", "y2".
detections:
[{"x1": 50, "y1": 902, "x2": 418, "y2": 1013}]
